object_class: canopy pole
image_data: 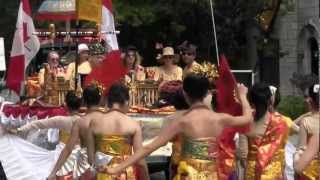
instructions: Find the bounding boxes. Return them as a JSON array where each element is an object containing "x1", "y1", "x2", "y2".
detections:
[{"x1": 209, "y1": 0, "x2": 220, "y2": 65}]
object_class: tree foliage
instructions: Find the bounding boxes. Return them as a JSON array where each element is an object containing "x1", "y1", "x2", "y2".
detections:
[{"x1": 0, "y1": 0, "x2": 277, "y2": 67}]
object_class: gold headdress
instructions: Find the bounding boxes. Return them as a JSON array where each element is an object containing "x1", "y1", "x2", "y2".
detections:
[
  {"x1": 190, "y1": 62, "x2": 219, "y2": 79},
  {"x1": 90, "y1": 80, "x2": 106, "y2": 95}
]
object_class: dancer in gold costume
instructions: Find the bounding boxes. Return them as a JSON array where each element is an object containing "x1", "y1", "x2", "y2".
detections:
[
  {"x1": 105, "y1": 74, "x2": 253, "y2": 180},
  {"x1": 86, "y1": 83, "x2": 149, "y2": 180},
  {"x1": 239, "y1": 83, "x2": 290, "y2": 180}
]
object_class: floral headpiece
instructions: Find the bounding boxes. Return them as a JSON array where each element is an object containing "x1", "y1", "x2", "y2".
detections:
[
  {"x1": 89, "y1": 42, "x2": 106, "y2": 55},
  {"x1": 314, "y1": 84, "x2": 320, "y2": 93},
  {"x1": 191, "y1": 62, "x2": 219, "y2": 79},
  {"x1": 90, "y1": 80, "x2": 106, "y2": 95}
]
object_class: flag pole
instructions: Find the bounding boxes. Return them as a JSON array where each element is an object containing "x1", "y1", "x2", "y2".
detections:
[{"x1": 209, "y1": 0, "x2": 220, "y2": 66}]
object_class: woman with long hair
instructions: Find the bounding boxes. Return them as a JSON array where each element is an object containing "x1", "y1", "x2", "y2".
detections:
[{"x1": 239, "y1": 83, "x2": 290, "y2": 179}]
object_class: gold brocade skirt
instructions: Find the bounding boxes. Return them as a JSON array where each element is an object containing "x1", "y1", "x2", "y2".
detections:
[
  {"x1": 298, "y1": 159, "x2": 320, "y2": 180},
  {"x1": 173, "y1": 158, "x2": 218, "y2": 180},
  {"x1": 245, "y1": 159, "x2": 284, "y2": 180},
  {"x1": 96, "y1": 156, "x2": 137, "y2": 180}
]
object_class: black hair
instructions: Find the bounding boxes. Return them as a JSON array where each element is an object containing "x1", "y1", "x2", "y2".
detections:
[
  {"x1": 308, "y1": 84, "x2": 319, "y2": 109},
  {"x1": 171, "y1": 88, "x2": 189, "y2": 110},
  {"x1": 65, "y1": 91, "x2": 81, "y2": 111},
  {"x1": 83, "y1": 85, "x2": 101, "y2": 107},
  {"x1": 183, "y1": 74, "x2": 209, "y2": 102},
  {"x1": 107, "y1": 83, "x2": 129, "y2": 108},
  {"x1": 248, "y1": 83, "x2": 272, "y2": 121}
]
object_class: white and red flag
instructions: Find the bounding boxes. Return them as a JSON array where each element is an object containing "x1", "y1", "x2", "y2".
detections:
[
  {"x1": 6, "y1": 0, "x2": 40, "y2": 94},
  {"x1": 85, "y1": 0, "x2": 126, "y2": 94},
  {"x1": 101, "y1": 0, "x2": 119, "y2": 50}
]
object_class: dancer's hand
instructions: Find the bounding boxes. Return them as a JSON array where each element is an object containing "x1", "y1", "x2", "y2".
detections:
[
  {"x1": 236, "y1": 83, "x2": 248, "y2": 101},
  {"x1": 6, "y1": 128, "x2": 19, "y2": 134},
  {"x1": 105, "y1": 166, "x2": 121, "y2": 175},
  {"x1": 46, "y1": 174, "x2": 56, "y2": 180}
]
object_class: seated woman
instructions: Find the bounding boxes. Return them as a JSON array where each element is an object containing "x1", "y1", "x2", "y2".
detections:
[
  {"x1": 294, "y1": 84, "x2": 319, "y2": 180},
  {"x1": 122, "y1": 46, "x2": 145, "y2": 82},
  {"x1": 104, "y1": 74, "x2": 253, "y2": 179},
  {"x1": 86, "y1": 83, "x2": 149, "y2": 180},
  {"x1": 155, "y1": 47, "x2": 183, "y2": 82}
]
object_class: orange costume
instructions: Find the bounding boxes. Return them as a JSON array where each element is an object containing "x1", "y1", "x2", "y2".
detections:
[{"x1": 243, "y1": 112, "x2": 289, "y2": 180}]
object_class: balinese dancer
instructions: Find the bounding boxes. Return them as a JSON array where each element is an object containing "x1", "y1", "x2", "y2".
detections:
[
  {"x1": 12, "y1": 91, "x2": 89, "y2": 180},
  {"x1": 105, "y1": 73, "x2": 253, "y2": 179},
  {"x1": 294, "y1": 84, "x2": 319, "y2": 180},
  {"x1": 238, "y1": 83, "x2": 290, "y2": 180},
  {"x1": 160, "y1": 81, "x2": 190, "y2": 178},
  {"x1": 1, "y1": 91, "x2": 88, "y2": 180},
  {"x1": 86, "y1": 83, "x2": 149, "y2": 180},
  {"x1": 47, "y1": 84, "x2": 103, "y2": 180}
]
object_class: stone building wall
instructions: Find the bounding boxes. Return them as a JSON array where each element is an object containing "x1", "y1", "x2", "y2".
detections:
[{"x1": 275, "y1": 0, "x2": 319, "y2": 95}]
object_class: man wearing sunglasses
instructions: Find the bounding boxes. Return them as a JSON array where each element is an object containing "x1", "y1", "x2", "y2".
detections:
[{"x1": 181, "y1": 44, "x2": 200, "y2": 78}]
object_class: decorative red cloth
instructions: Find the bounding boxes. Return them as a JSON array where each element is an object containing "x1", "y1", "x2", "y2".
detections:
[
  {"x1": 2, "y1": 104, "x2": 67, "y2": 119},
  {"x1": 84, "y1": 50, "x2": 127, "y2": 96},
  {"x1": 214, "y1": 55, "x2": 250, "y2": 179}
]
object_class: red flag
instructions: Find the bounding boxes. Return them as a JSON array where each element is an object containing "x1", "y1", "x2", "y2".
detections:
[
  {"x1": 84, "y1": 0, "x2": 125, "y2": 94},
  {"x1": 6, "y1": 0, "x2": 40, "y2": 94},
  {"x1": 84, "y1": 51, "x2": 127, "y2": 95},
  {"x1": 215, "y1": 55, "x2": 249, "y2": 179}
]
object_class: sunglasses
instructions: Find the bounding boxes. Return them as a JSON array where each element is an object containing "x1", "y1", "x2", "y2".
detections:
[
  {"x1": 163, "y1": 56, "x2": 173, "y2": 59},
  {"x1": 128, "y1": 53, "x2": 135, "y2": 57},
  {"x1": 182, "y1": 52, "x2": 194, "y2": 56}
]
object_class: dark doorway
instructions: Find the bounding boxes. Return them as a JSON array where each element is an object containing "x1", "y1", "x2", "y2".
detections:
[
  {"x1": 309, "y1": 38, "x2": 319, "y2": 76},
  {"x1": 258, "y1": 38, "x2": 280, "y2": 86}
]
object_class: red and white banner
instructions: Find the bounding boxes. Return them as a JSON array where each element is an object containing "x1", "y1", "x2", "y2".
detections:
[
  {"x1": 6, "y1": 0, "x2": 40, "y2": 94},
  {"x1": 85, "y1": 0, "x2": 126, "y2": 94},
  {"x1": 101, "y1": 0, "x2": 119, "y2": 50}
]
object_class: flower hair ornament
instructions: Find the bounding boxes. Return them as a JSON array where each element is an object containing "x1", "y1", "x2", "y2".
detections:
[
  {"x1": 90, "y1": 80, "x2": 106, "y2": 96},
  {"x1": 269, "y1": 86, "x2": 277, "y2": 96},
  {"x1": 313, "y1": 84, "x2": 320, "y2": 93},
  {"x1": 190, "y1": 62, "x2": 219, "y2": 79}
]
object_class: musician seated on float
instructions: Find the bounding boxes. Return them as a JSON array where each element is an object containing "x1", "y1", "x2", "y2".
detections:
[
  {"x1": 38, "y1": 51, "x2": 66, "y2": 87},
  {"x1": 65, "y1": 43, "x2": 92, "y2": 89},
  {"x1": 155, "y1": 47, "x2": 183, "y2": 82},
  {"x1": 122, "y1": 45, "x2": 145, "y2": 82}
]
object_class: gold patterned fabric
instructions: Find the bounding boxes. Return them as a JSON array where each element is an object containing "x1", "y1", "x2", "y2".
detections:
[
  {"x1": 245, "y1": 113, "x2": 289, "y2": 180},
  {"x1": 174, "y1": 137, "x2": 218, "y2": 180},
  {"x1": 59, "y1": 130, "x2": 70, "y2": 144},
  {"x1": 95, "y1": 134, "x2": 137, "y2": 180},
  {"x1": 298, "y1": 159, "x2": 320, "y2": 180}
]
